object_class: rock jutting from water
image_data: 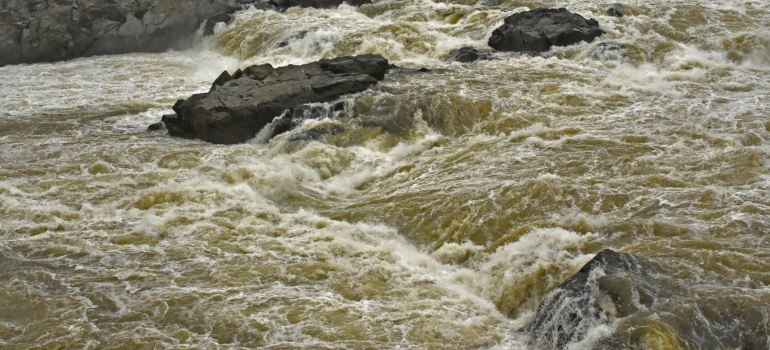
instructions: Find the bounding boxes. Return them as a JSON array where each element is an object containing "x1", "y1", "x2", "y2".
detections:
[
  {"x1": 0, "y1": 0, "x2": 372, "y2": 66},
  {"x1": 526, "y1": 249, "x2": 656, "y2": 348},
  {"x1": 487, "y1": 8, "x2": 605, "y2": 53},
  {"x1": 161, "y1": 54, "x2": 391, "y2": 144},
  {"x1": 606, "y1": 4, "x2": 625, "y2": 18},
  {"x1": 445, "y1": 46, "x2": 489, "y2": 63},
  {"x1": 525, "y1": 249, "x2": 768, "y2": 349}
]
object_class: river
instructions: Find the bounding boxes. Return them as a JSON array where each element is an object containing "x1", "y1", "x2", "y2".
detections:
[{"x1": 1, "y1": 0, "x2": 769, "y2": 348}]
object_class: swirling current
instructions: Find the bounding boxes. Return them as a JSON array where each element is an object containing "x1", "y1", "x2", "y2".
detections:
[{"x1": 1, "y1": 0, "x2": 770, "y2": 348}]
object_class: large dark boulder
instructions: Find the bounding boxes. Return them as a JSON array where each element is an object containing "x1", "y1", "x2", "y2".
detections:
[
  {"x1": 526, "y1": 249, "x2": 656, "y2": 348},
  {"x1": 488, "y1": 8, "x2": 605, "y2": 53},
  {"x1": 525, "y1": 249, "x2": 770, "y2": 349},
  {"x1": 162, "y1": 54, "x2": 390, "y2": 144}
]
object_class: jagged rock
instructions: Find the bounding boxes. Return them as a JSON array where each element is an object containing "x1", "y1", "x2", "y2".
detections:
[
  {"x1": 209, "y1": 70, "x2": 234, "y2": 92},
  {"x1": 161, "y1": 55, "x2": 390, "y2": 144},
  {"x1": 607, "y1": 4, "x2": 624, "y2": 18},
  {"x1": 526, "y1": 249, "x2": 658, "y2": 349},
  {"x1": 203, "y1": 12, "x2": 233, "y2": 37},
  {"x1": 446, "y1": 46, "x2": 488, "y2": 63},
  {"x1": 488, "y1": 8, "x2": 605, "y2": 53}
]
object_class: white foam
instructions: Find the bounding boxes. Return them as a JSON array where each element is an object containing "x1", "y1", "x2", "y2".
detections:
[
  {"x1": 1, "y1": 0, "x2": 770, "y2": 348},
  {"x1": 449, "y1": 228, "x2": 599, "y2": 321}
]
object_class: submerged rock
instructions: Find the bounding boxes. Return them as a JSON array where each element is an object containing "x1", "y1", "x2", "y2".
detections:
[
  {"x1": 590, "y1": 41, "x2": 628, "y2": 60},
  {"x1": 286, "y1": 124, "x2": 346, "y2": 142},
  {"x1": 161, "y1": 54, "x2": 391, "y2": 144},
  {"x1": 488, "y1": 8, "x2": 605, "y2": 53},
  {"x1": 269, "y1": 0, "x2": 371, "y2": 10},
  {"x1": 606, "y1": 4, "x2": 625, "y2": 18},
  {"x1": 147, "y1": 121, "x2": 166, "y2": 131},
  {"x1": 446, "y1": 46, "x2": 488, "y2": 63},
  {"x1": 266, "y1": 101, "x2": 347, "y2": 140},
  {"x1": 355, "y1": 94, "x2": 417, "y2": 134}
]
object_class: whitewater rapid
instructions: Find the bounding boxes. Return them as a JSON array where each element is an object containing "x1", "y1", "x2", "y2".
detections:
[{"x1": 2, "y1": 0, "x2": 770, "y2": 348}]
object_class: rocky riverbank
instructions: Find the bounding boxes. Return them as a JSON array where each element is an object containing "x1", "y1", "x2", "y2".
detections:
[{"x1": 0, "y1": 0, "x2": 371, "y2": 66}]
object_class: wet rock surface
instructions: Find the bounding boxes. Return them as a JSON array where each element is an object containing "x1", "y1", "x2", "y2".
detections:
[
  {"x1": 446, "y1": 46, "x2": 488, "y2": 63},
  {"x1": 162, "y1": 54, "x2": 390, "y2": 144},
  {"x1": 0, "y1": 0, "x2": 240, "y2": 66},
  {"x1": 526, "y1": 249, "x2": 653, "y2": 348},
  {"x1": 607, "y1": 4, "x2": 625, "y2": 18},
  {"x1": 526, "y1": 249, "x2": 769, "y2": 349},
  {"x1": 488, "y1": 8, "x2": 605, "y2": 53}
]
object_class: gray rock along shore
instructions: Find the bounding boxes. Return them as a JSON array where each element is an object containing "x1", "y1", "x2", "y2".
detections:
[
  {"x1": 0, "y1": 0, "x2": 371, "y2": 66},
  {"x1": 159, "y1": 54, "x2": 391, "y2": 144}
]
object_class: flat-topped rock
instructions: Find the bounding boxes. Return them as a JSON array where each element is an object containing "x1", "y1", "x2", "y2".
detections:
[{"x1": 161, "y1": 54, "x2": 390, "y2": 144}]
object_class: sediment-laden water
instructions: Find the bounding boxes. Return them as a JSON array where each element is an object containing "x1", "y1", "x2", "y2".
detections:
[{"x1": 1, "y1": 0, "x2": 770, "y2": 348}]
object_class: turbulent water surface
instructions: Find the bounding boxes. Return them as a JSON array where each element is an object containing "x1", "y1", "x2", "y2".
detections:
[{"x1": 2, "y1": 0, "x2": 770, "y2": 348}]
